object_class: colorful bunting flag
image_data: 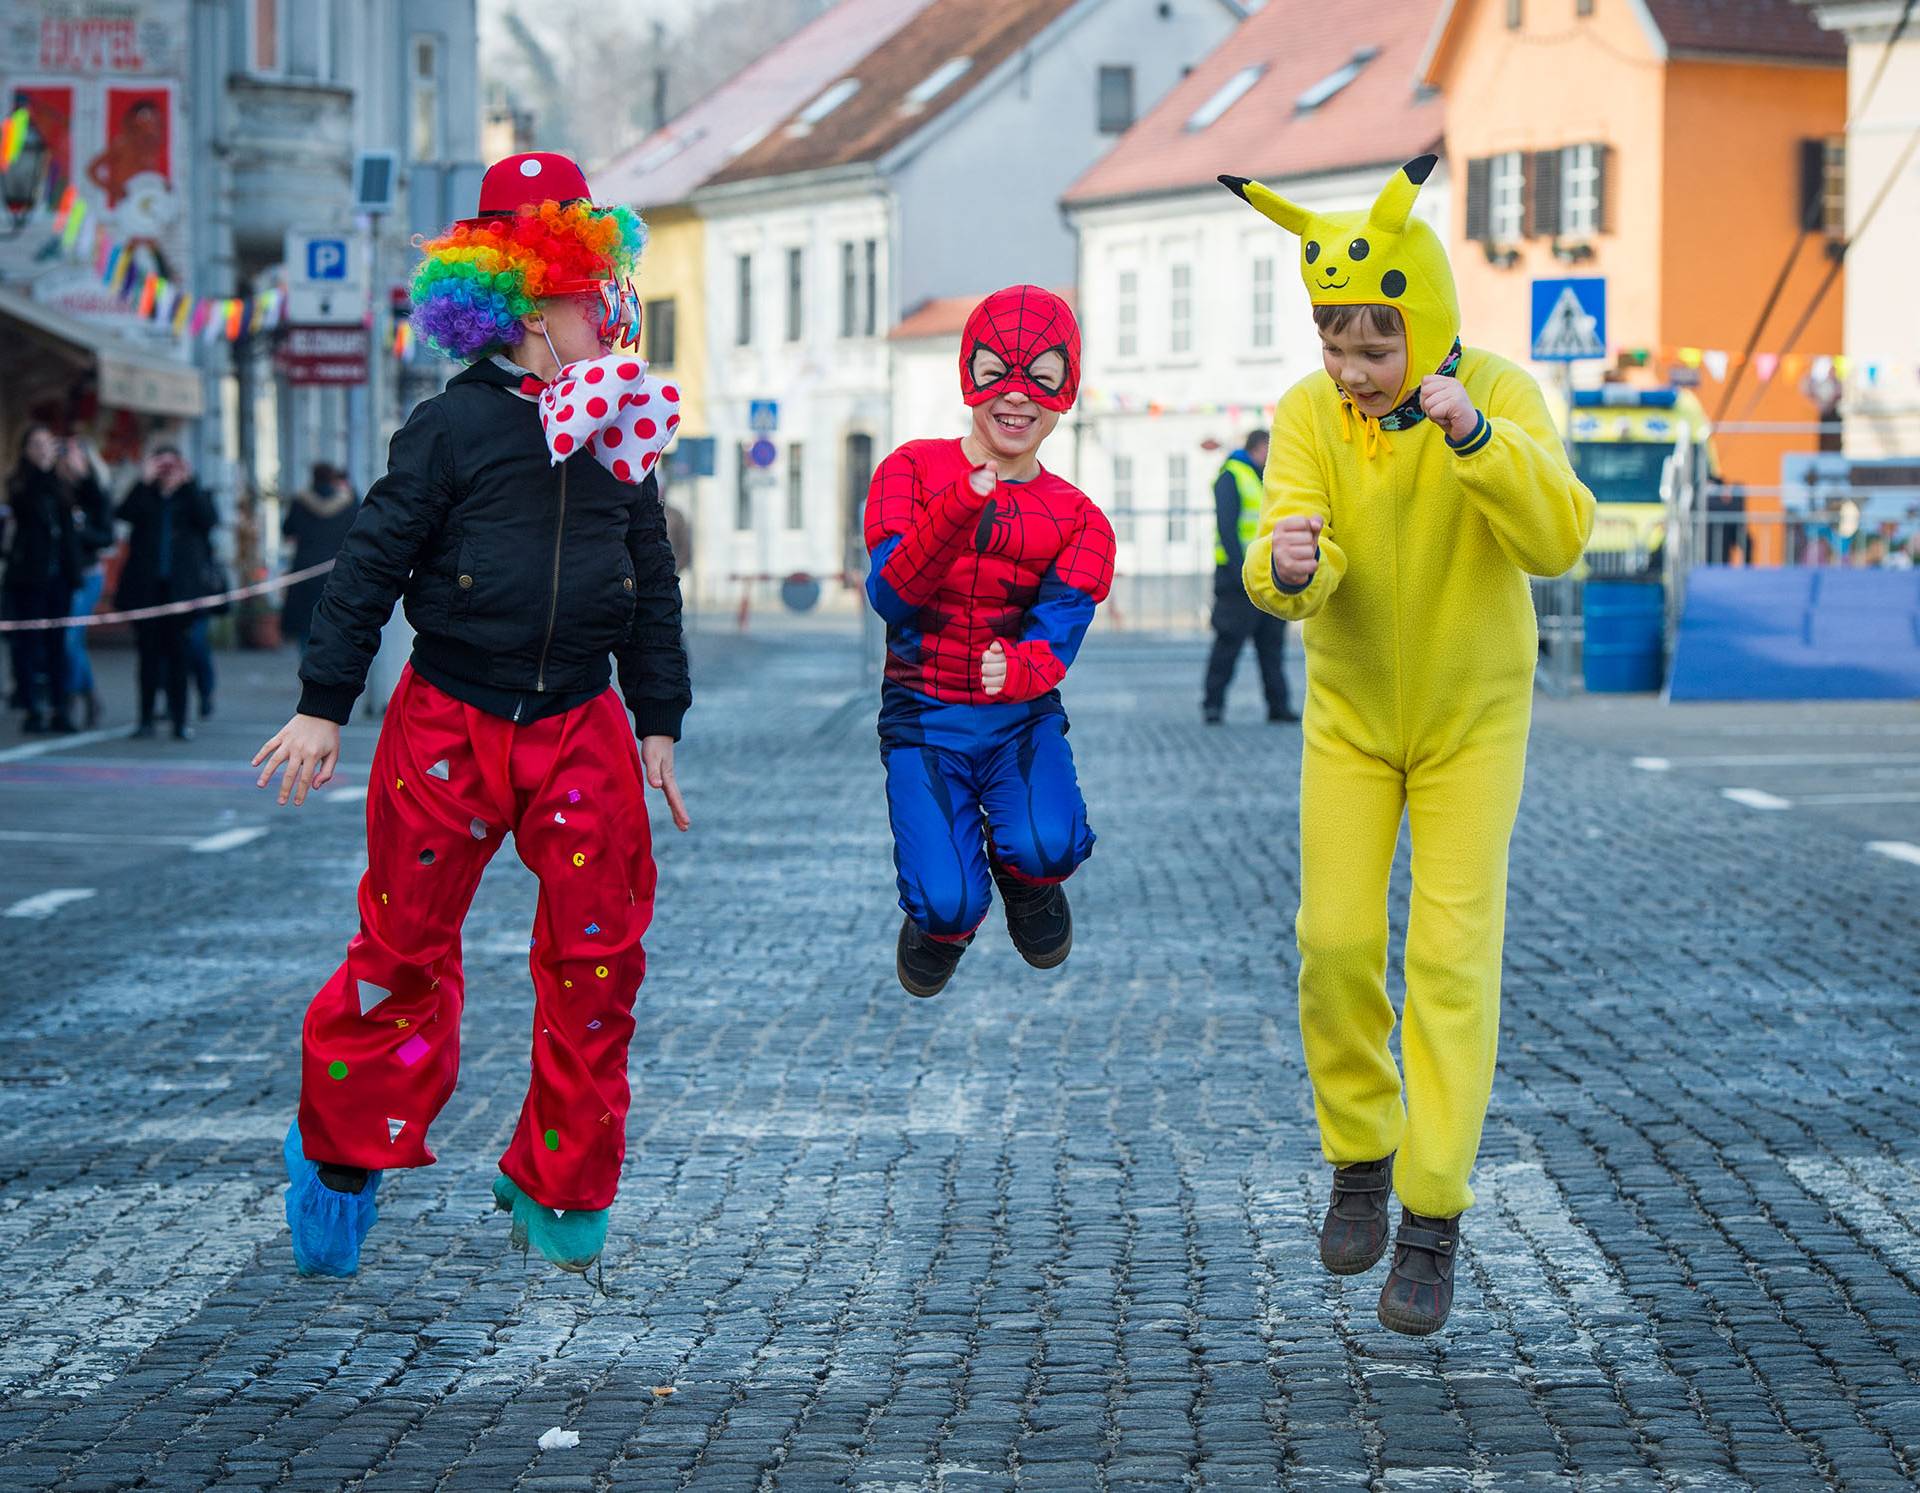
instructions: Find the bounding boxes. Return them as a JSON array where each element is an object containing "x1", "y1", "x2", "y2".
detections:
[{"x1": 0, "y1": 108, "x2": 27, "y2": 170}]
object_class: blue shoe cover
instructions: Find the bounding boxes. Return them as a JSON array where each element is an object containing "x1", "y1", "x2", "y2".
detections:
[{"x1": 284, "y1": 1119, "x2": 382, "y2": 1277}]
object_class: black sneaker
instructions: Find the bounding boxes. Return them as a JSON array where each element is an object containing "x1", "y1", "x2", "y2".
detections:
[
  {"x1": 1320, "y1": 1155, "x2": 1394, "y2": 1275},
  {"x1": 989, "y1": 861, "x2": 1072, "y2": 969},
  {"x1": 318, "y1": 1162, "x2": 371, "y2": 1195},
  {"x1": 896, "y1": 917, "x2": 970, "y2": 998},
  {"x1": 1269, "y1": 703, "x2": 1300, "y2": 724},
  {"x1": 1203, "y1": 707, "x2": 1224, "y2": 725},
  {"x1": 132, "y1": 721, "x2": 157, "y2": 740},
  {"x1": 1378, "y1": 1207, "x2": 1461, "y2": 1335}
]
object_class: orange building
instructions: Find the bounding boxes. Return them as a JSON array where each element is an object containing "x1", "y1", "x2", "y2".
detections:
[{"x1": 1420, "y1": 0, "x2": 1847, "y2": 514}]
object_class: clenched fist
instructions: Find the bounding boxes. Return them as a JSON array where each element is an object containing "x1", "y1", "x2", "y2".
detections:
[
  {"x1": 1273, "y1": 513, "x2": 1323, "y2": 590},
  {"x1": 1419, "y1": 374, "x2": 1480, "y2": 444},
  {"x1": 969, "y1": 461, "x2": 999, "y2": 499},
  {"x1": 982, "y1": 640, "x2": 1008, "y2": 696}
]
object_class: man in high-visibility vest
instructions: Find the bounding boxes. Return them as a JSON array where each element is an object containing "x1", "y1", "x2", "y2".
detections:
[{"x1": 1204, "y1": 428, "x2": 1294, "y2": 723}]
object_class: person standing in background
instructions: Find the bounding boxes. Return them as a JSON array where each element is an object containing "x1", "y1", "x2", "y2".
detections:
[
  {"x1": 280, "y1": 463, "x2": 359, "y2": 654},
  {"x1": 1203, "y1": 428, "x2": 1294, "y2": 724},
  {"x1": 62, "y1": 436, "x2": 115, "y2": 729},
  {"x1": 116, "y1": 445, "x2": 217, "y2": 741},
  {"x1": 3, "y1": 426, "x2": 83, "y2": 733}
]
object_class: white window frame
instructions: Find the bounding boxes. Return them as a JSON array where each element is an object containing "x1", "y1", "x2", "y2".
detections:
[
  {"x1": 1116, "y1": 269, "x2": 1139, "y2": 360},
  {"x1": 1490, "y1": 152, "x2": 1525, "y2": 243},
  {"x1": 1169, "y1": 262, "x2": 1193, "y2": 357},
  {"x1": 1113, "y1": 454, "x2": 1135, "y2": 544},
  {"x1": 1250, "y1": 255, "x2": 1275, "y2": 351},
  {"x1": 1561, "y1": 142, "x2": 1600, "y2": 237},
  {"x1": 1167, "y1": 453, "x2": 1189, "y2": 544},
  {"x1": 410, "y1": 33, "x2": 442, "y2": 163}
]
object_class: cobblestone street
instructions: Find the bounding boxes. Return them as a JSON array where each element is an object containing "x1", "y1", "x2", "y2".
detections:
[{"x1": 0, "y1": 625, "x2": 1917, "y2": 1491}]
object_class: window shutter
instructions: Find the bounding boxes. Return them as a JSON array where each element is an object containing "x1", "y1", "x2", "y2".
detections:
[
  {"x1": 1798, "y1": 138, "x2": 1828, "y2": 232},
  {"x1": 1593, "y1": 142, "x2": 1612, "y2": 234},
  {"x1": 1531, "y1": 149, "x2": 1562, "y2": 238},
  {"x1": 1466, "y1": 156, "x2": 1491, "y2": 242}
]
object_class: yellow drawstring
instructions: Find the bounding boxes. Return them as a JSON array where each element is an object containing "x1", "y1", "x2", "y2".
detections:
[{"x1": 1339, "y1": 398, "x2": 1392, "y2": 460}]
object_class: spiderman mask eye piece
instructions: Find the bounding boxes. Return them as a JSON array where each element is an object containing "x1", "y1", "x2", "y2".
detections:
[
  {"x1": 1027, "y1": 348, "x2": 1067, "y2": 394},
  {"x1": 968, "y1": 345, "x2": 1010, "y2": 391}
]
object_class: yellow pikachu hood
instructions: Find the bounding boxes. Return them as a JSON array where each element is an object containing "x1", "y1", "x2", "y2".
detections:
[{"x1": 1219, "y1": 155, "x2": 1456, "y2": 408}]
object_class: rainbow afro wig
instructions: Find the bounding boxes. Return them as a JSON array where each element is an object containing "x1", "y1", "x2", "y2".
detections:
[{"x1": 409, "y1": 200, "x2": 647, "y2": 361}]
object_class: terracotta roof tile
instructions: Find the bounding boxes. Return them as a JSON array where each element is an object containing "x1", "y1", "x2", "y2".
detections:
[
  {"x1": 1644, "y1": 0, "x2": 1843, "y2": 61},
  {"x1": 1063, "y1": 0, "x2": 1445, "y2": 207},
  {"x1": 596, "y1": 0, "x2": 940, "y2": 209},
  {"x1": 707, "y1": 0, "x2": 1082, "y2": 187},
  {"x1": 890, "y1": 287, "x2": 1075, "y2": 340}
]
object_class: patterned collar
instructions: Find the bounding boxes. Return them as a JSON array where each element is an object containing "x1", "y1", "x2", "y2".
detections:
[{"x1": 1375, "y1": 339, "x2": 1463, "y2": 432}]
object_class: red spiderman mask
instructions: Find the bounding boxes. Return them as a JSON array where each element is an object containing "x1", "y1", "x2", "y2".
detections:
[{"x1": 960, "y1": 286, "x2": 1081, "y2": 413}]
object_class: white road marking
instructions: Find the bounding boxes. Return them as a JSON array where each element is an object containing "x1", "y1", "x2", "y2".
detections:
[
  {"x1": 1632, "y1": 756, "x2": 1671, "y2": 772},
  {"x1": 1795, "y1": 792, "x2": 1920, "y2": 806},
  {"x1": 1867, "y1": 840, "x2": 1920, "y2": 867},
  {"x1": 1641, "y1": 752, "x2": 1920, "y2": 769},
  {"x1": 1785, "y1": 1156, "x2": 1920, "y2": 1282},
  {"x1": 0, "y1": 726, "x2": 135, "y2": 763},
  {"x1": 4, "y1": 888, "x2": 97, "y2": 919},
  {"x1": 1723, "y1": 787, "x2": 1793, "y2": 811},
  {"x1": 0, "y1": 829, "x2": 202, "y2": 846},
  {"x1": 189, "y1": 826, "x2": 270, "y2": 853},
  {"x1": 327, "y1": 785, "x2": 369, "y2": 803}
]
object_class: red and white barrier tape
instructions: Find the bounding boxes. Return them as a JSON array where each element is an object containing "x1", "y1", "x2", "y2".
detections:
[{"x1": 0, "y1": 560, "x2": 337, "y2": 632}]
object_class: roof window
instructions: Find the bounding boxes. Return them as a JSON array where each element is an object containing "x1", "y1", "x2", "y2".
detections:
[
  {"x1": 791, "y1": 76, "x2": 861, "y2": 134},
  {"x1": 1295, "y1": 47, "x2": 1379, "y2": 113},
  {"x1": 904, "y1": 56, "x2": 973, "y2": 109},
  {"x1": 1186, "y1": 64, "x2": 1266, "y2": 131}
]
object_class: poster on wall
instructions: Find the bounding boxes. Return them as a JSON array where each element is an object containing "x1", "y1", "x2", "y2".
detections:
[{"x1": 0, "y1": 0, "x2": 192, "y2": 345}]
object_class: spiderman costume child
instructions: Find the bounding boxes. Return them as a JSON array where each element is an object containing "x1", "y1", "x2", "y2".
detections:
[{"x1": 864, "y1": 286, "x2": 1116, "y2": 997}]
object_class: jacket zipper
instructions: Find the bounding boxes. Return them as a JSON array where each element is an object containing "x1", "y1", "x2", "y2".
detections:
[{"x1": 535, "y1": 463, "x2": 567, "y2": 694}]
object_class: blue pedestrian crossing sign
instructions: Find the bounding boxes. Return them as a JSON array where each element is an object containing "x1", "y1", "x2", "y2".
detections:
[{"x1": 1531, "y1": 277, "x2": 1607, "y2": 362}]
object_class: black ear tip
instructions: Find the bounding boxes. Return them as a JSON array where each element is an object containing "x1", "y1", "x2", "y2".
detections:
[
  {"x1": 1217, "y1": 174, "x2": 1251, "y2": 201},
  {"x1": 1404, "y1": 154, "x2": 1438, "y2": 185}
]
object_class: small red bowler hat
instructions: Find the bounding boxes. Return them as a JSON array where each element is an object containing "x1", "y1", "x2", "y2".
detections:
[{"x1": 457, "y1": 152, "x2": 594, "y2": 226}]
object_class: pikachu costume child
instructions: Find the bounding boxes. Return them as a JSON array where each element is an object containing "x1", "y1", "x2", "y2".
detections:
[{"x1": 1218, "y1": 155, "x2": 1593, "y2": 1334}]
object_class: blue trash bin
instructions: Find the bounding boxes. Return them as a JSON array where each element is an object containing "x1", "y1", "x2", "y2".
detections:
[{"x1": 1583, "y1": 580, "x2": 1665, "y2": 693}]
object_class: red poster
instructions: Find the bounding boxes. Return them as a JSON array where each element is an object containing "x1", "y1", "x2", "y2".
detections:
[
  {"x1": 10, "y1": 84, "x2": 74, "y2": 199},
  {"x1": 88, "y1": 87, "x2": 172, "y2": 209}
]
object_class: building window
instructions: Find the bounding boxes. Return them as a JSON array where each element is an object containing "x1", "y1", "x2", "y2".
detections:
[
  {"x1": 1113, "y1": 454, "x2": 1135, "y2": 543},
  {"x1": 735, "y1": 444, "x2": 754, "y2": 530},
  {"x1": 1506, "y1": 0, "x2": 1523, "y2": 27},
  {"x1": 785, "y1": 247, "x2": 804, "y2": 342},
  {"x1": 735, "y1": 254, "x2": 753, "y2": 346},
  {"x1": 1576, "y1": 0, "x2": 1594, "y2": 14},
  {"x1": 786, "y1": 441, "x2": 805, "y2": 530},
  {"x1": 844, "y1": 433, "x2": 875, "y2": 569},
  {"x1": 1250, "y1": 256, "x2": 1274, "y2": 350},
  {"x1": 1098, "y1": 66, "x2": 1135, "y2": 134},
  {"x1": 644, "y1": 298, "x2": 677, "y2": 367},
  {"x1": 1801, "y1": 136, "x2": 1846, "y2": 237},
  {"x1": 840, "y1": 242, "x2": 857, "y2": 337},
  {"x1": 250, "y1": 0, "x2": 284, "y2": 74},
  {"x1": 1170, "y1": 263, "x2": 1193, "y2": 356},
  {"x1": 1562, "y1": 142, "x2": 1601, "y2": 236},
  {"x1": 1167, "y1": 453, "x2": 1189, "y2": 544},
  {"x1": 864, "y1": 239, "x2": 879, "y2": 336},
  {"x1": 410, "y1": 35, "x2": 441, "y2": 162},
  {"x1": 1117, "y1": 269, "x2": 1138, "y2": 359},
  {"x1": 1491, "y1": 152, "x2": 1525, "y2": 242}
]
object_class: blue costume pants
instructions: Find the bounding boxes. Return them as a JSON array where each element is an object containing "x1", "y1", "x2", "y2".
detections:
[{"x1": 883, "y1": 698, "x2": 1095, "y2": 940}]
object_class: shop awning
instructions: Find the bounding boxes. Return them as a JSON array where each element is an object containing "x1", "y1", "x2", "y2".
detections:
[{"x1": 0, "y1": 284, "x2": 205, "y2": 419}]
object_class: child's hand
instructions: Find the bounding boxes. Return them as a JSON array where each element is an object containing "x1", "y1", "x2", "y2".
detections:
[
  {"x1": 253, "y1": 713, "x2": 342, "y2": 807},
  {"x1": 1273, "y1": 514, "x2": 1323, "y2": 589},
  {"x1": 642, "y1": 736, "x2": 691, "y2": 832},
  {"x1": 1420, "y1": 374, "x2": 1480, "y2": 443},
  {"x1": 968, "y1": 462, "x2": 999, "y2": 499},
  {"x1": 981, "y1": 641, "x2": 1008, "y2": 696}
]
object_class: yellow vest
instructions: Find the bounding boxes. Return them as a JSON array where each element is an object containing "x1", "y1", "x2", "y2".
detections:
[{"x1": 1214, "y1": 456, "x2": 1262, "y2": 567}]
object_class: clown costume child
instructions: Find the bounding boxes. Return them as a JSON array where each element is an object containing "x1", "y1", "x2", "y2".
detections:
[{"x1": 253, "y1": 152, "x2": 691, "y2": 1279}]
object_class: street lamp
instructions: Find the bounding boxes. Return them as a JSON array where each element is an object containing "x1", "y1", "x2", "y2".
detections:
[{"x1": 2, "y1": 120, "x2": 47, "y2": 234}]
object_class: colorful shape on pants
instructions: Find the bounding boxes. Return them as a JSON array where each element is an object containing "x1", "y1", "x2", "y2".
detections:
[
  {"x1": 567, "y1": 789, "x2": 582, "y2": 803},
  {"x1": 427, "y1": 759, "x2": 451, "y2": 781},
  {"x1": 357, "y1": 979, "x2": 393, "y2": 1015},
  {"x1": 584, "y1": 922, "x2": 601, "y2": 935},
  {"x1": 395, "y1": 1033, "x2": 431, "y2": 1067},
  {"x1": 327, "y1": 1060, "x2": 349, "y2": 1080},
  {"x1": 387, "y1": 1117, "x2": 406, "y2": 1143},
  {"x1": 543, "y1": 1128, "x2": 560, "y2": 1151},
  {"x1": 470, "y1": 818, "x2": 488, "y2": 840}
]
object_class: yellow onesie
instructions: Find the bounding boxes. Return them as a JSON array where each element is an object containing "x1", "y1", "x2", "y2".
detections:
[{"x1": 1221, "y1": 157, "x2": 1594, "y2": 1218}]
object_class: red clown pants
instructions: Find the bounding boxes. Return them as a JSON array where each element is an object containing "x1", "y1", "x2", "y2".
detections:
[{"x1": 297, "y1": 667, "x2": 655, "y2": 1212}]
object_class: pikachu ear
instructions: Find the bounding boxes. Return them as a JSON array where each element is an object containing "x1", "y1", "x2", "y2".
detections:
[
  {"x1": 1367, "y1": 154, "x2": 1438, "y2": 234},
  {"x1": 1217, "y1": 175, "x2": 1311, "y2": 236}
]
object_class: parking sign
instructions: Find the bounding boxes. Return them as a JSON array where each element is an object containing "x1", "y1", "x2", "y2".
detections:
[{"x1": 286, "y1": 230, "x2": 367, "y2": 326}]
